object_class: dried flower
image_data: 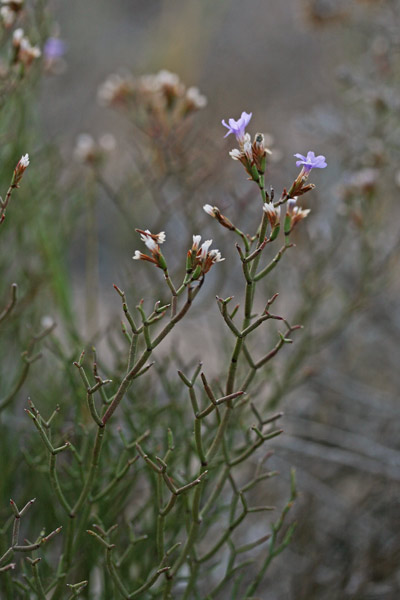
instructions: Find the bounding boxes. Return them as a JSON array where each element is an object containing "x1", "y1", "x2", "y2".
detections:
[
  {"x1": 294, "y1": 151, "x2": 327, "y2": 175},
  {"x1": 222, "y1": 111, "x2": 252, "y2": 145}
]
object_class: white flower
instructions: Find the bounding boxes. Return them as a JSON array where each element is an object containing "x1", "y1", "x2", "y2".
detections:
[
  {"x1": 139, "y1": 229, "x2": 165, "y2": 245},
  {"x1": 203, "y1": 204, "x2": 214, "y2": 216},
  {"x1": 229, "y1": 149, "x2": 242, "y2": 161},
  {"x1": 12, "y1": 27, "x2": 23, "y2": 45},
  {"x1": 243, "y1": 141, "x2": 253, "y2": 161},
  {"x1": 209, "y1": 249, "x2": 224, "y2": 263},
  {"x1": 186, "y1": 86, "x2": 207, "y2": 109},
  {"x1": 138, "y1": 74, "x2": 161, "y2": 94},
  {"x1": 133, "y1": 251, "x2": 142, "y2": 260},
  {"x1": 0, "y1": 7, "x2": 15, "y2": 27},
  {"x1": 192, "y1": 235, "x2": 201, "y2": 249},
  {"x1": 143, "y1": 236, "x2": 158, "y2": 252},
  {"x1": 156, "y1": 69, "x2": 181, "y2": 88},
  {"x1": 292, "y1": 206, "x2": 310, "y2": 218},
  {"x1": 98, "y1": 133, "x2": 116, "y2": 153},
  {"x1": 73, "y1": 134, "x2": 95, "y2": 162},
  {"x1": 263, "y1": 202, "x2": 280, "y2": 217},
  {"x1": 19, "y1": 153, "x2": 29, "y2": 167},
  {"x1": 97, "y1": 72, "x2": 134, "y2": 107},
  {"x1": 40, "y1": 315, "x2": 54, "y2": 329},
  {"x1": 17, "y1": 36, "x2": 41, "y2": 64},
  {"x1": 200, "y1": 239, "x2": 212, "y2": 259},
  {"x1": 287, "y1": 197, "x2": 298, "y2": 212}
]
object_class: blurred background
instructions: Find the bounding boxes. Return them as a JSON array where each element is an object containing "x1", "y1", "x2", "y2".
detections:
[{"x1": 1, "y1": 0, "x2": 400, "y2": 598}]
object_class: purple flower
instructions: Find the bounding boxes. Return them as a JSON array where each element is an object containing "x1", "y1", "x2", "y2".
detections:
[
  {"x1": 222, "y1": 111, "x2": 252, "y2": 142},
  {"x1": 294, "y1": 151, "x2": 327, "y2": 174},
  {"x1": 43, "y1": 37, "x2": 66, "y2": 61}
]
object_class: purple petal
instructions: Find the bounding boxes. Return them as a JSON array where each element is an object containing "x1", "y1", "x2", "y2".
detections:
[{"x1": 241, "y1": 111, "x2": 252, "y2": 127}]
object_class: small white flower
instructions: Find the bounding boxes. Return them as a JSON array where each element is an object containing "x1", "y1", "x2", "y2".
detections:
[
  {"x1": 0, "y1": 6, "x2": 15, "y2": 27},
  {"x1": 287, "y1": 197, "x2": 298, "y2": 212},
  {"x1": 192, "y1": 235, "x2": 201, "y2": 249},
  {"x1": 19, "y1": 37, "x2": 41, "y2": 59},
  {"x1": 19, "y1": 153, "x2": 29, "y2": 167},
  {"x1": 229, "y1": 149, "x2": 242, "y2": 161},
  {"x1": 156, "y1": 231, "x2": 166, "y2": 244},
  {"x1": 186, "y1": 86, "x2": 207, "y2": 109},
  {"x1": 263, "y1": 202, "x2": 280, "y2": 217},
  {"x1": 138, "y1": 74, "x2": 161, "y2": 94},
  {"x1": 40, "y1": 315, "x2": 54, "y2": 329},
  {"x1": 98, "y1": 133, "x2": 116, "y2": 153},
  {"x1": 209, "y1": 249, "x2": 224, "y2": 263},
  {"x1": 97, "y1": 72, "x2": 134, "y2": 106},
  {"x1": 74, "y1": 134, "x2": 95, "y2": 162},
  {"x1": 140, "y1": 229, "x2": 165, "y2": 245},
  {"x1": 203, "y1": 204, "x2": 214, "y2": 216},
  {"x1": 200, "y1": 239, "x2": 212, "y2": 259},
  {"x1": 243, "y1": 140, "x2": 253, "y2": 161},
  {"x1": 12, "y1": 27, "x2": 23, "y2": 45},
  {"x1": 293, "y1": 206, "x2": 311, "y2": 218},
  {"x1": 133, "y1": 251, "x2": 142, "y2": 260},
  {"x1": 156, "y1": 69, "x2": 181, "y2": 88},
  {"x1": 143, "y1": 236, "x2": 158, "y2": 252}
]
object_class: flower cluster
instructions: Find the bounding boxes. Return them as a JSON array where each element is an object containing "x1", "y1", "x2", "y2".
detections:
[
  {"x1": 132, "y1": 229, "x2": 224, "y2": 280},
  {"x1": 133, "y1": 229, "x2": 167, "y2": 270},
  {"x1": 223, "y1": 112, "x2": 273, "y2": 179},
  {"x1": 188, "y1": 235, "x2": 224, "y2": 278},
  {"x1": 12, "y1": 28, "x2": 41, "y2": 66},
  {"x1": 222, "y1": 111, "x2": 327, "y2": 238},
  {"x1": 98, "y1": 69, "x2": 207, "y2": 119}
]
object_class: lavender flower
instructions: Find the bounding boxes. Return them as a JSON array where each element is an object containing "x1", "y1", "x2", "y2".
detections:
[
  {"x1": 294, "y1": 151, "x2": 327, "y2": 175},
  {"x1": 43, "y1": 37, "x2": 66, "y2": 61},
  {"x1": 222, "y1": 111, "x2": 252, "y2": 143}
]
